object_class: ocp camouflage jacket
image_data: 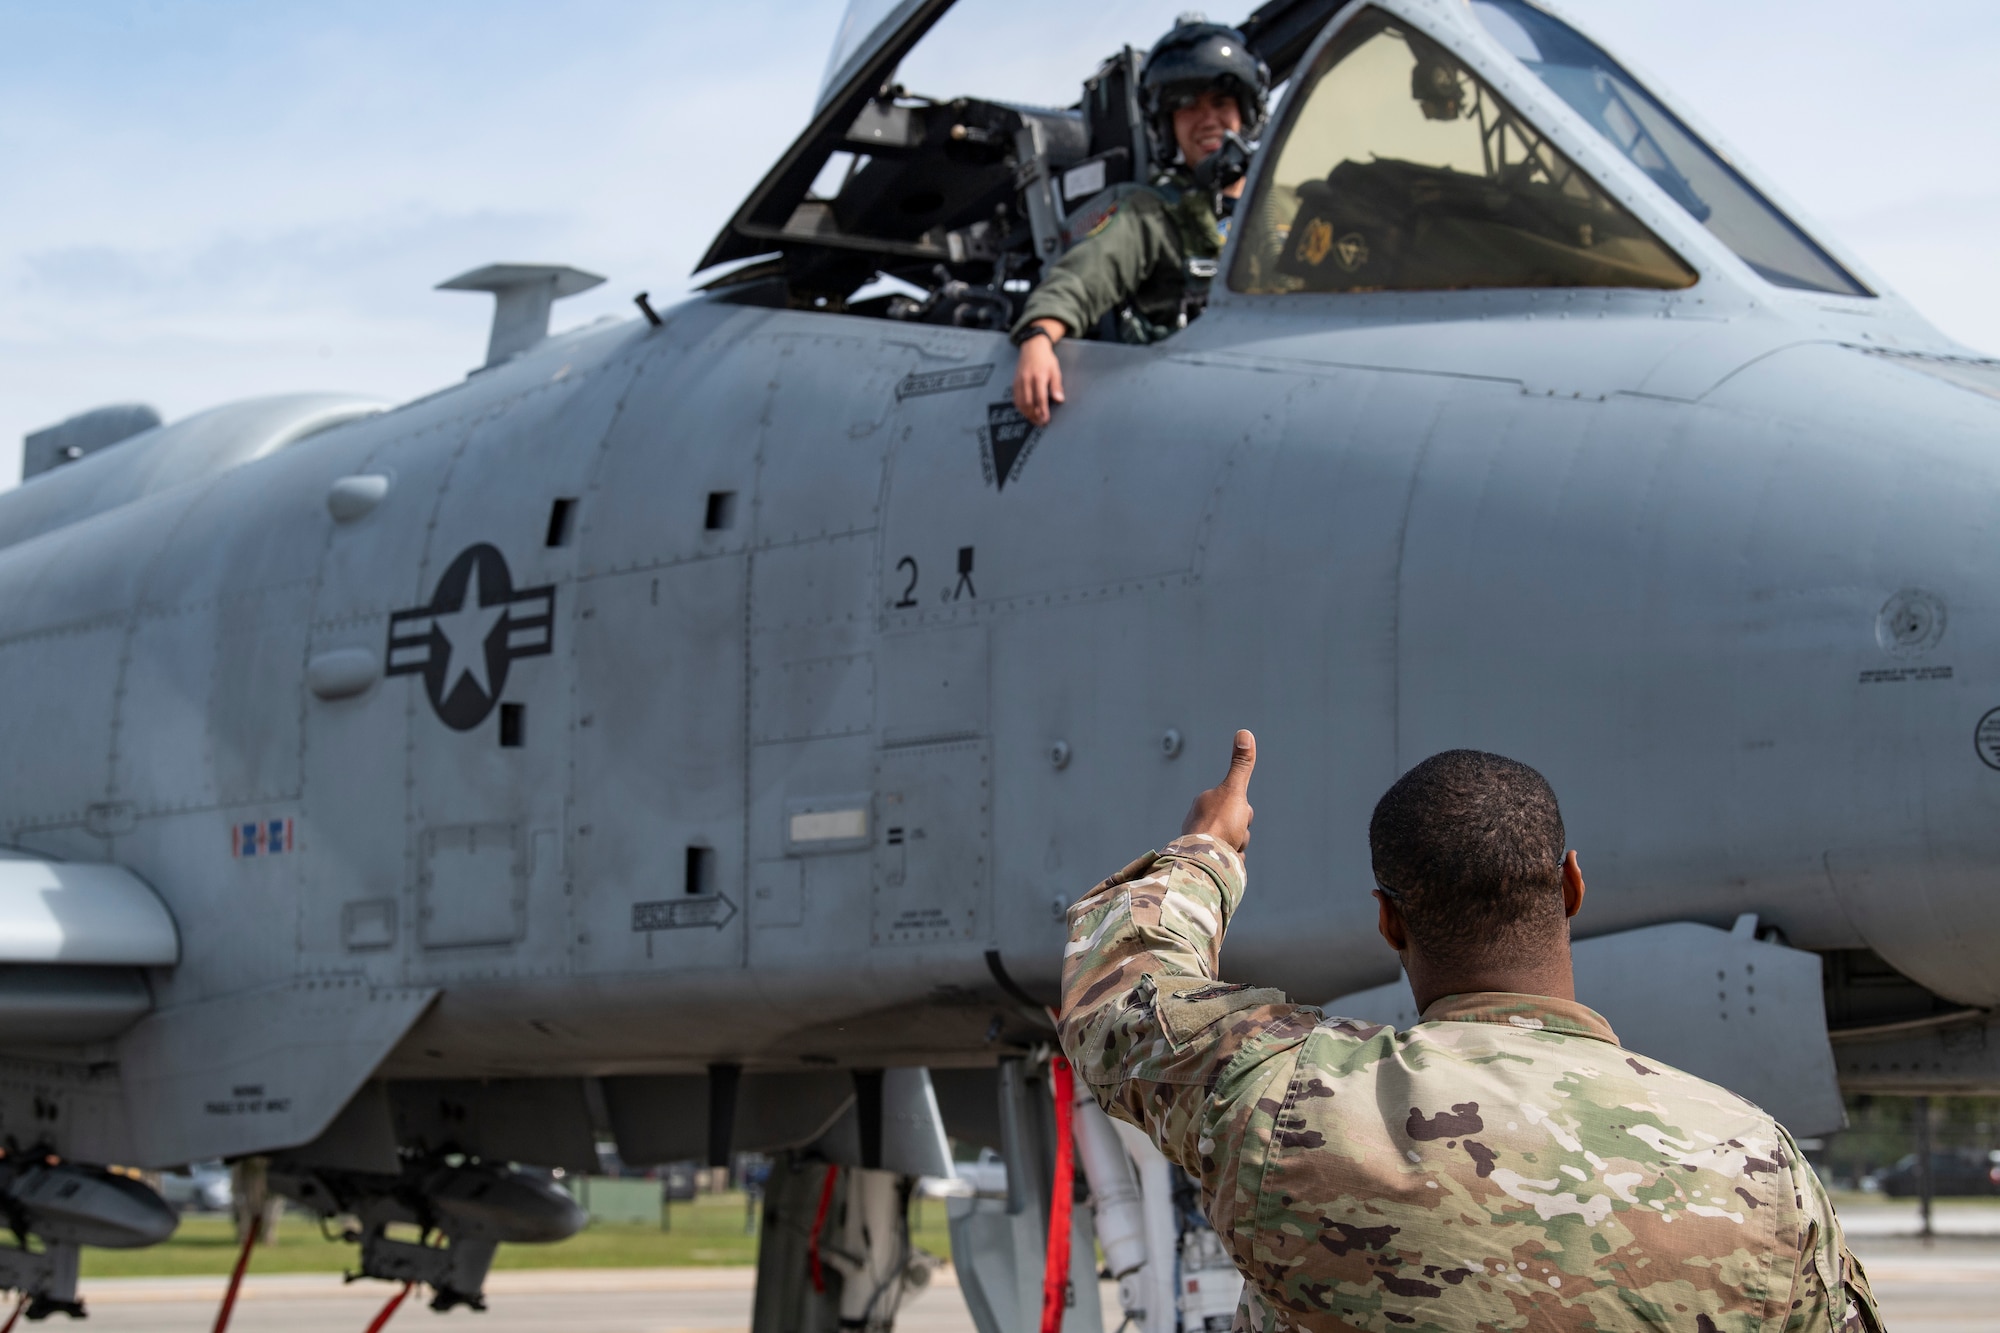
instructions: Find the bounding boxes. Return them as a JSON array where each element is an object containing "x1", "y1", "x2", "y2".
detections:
[{"x1": 1058, "y1": 834, "x2": 1884, "y2": 1333}]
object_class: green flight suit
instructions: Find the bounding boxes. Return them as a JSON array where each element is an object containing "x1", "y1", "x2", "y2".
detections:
[{"x1": 1012, "y1": 170, "x2": 1225, "y2": 345}]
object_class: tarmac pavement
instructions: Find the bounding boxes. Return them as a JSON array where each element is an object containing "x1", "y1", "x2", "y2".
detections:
[
  {"x1": 65, "y1": 1234, "x2": 2000, "y2": 1331},
  {"x1": 1837, "y1": 1201, "x2": 2000, "y2": 1238},
  {"x1": 1850, "y1": 1236, "x2": 2000, "y2": 1333},
  {"x1": 70, "y1": 1266, "x2": 970, "y2": 1333}
]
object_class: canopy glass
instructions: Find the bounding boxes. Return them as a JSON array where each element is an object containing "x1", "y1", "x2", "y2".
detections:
[
  {"x1": 1470, "y1": 0, "x2": 1868, "y2": 296},
  {"x1": 1232, "y1": 8, "x2": 1696, "y2": 294}
]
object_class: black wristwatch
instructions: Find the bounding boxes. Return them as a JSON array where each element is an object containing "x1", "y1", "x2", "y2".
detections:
[{"x1": 1013, "y1": 324, "x2": 1055, "y2": 348}]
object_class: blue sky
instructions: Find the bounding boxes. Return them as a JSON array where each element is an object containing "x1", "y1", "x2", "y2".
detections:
[{"x1": 2, "y1": 0, "x2": 1996, "y2": 484}]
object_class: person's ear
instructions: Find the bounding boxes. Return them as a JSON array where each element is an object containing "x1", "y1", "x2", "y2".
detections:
[
  {"x1": 1561, "y1": 850, "x2": 1585, "y2": 919},
  {"x1": 1375, "y1": 889, "x2": 1409, "y2": 953}
]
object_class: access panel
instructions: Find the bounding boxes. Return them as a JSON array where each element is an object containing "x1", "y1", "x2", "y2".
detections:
[{"x1": 871, "y1": 740, "x2": 989, "y2": 948}]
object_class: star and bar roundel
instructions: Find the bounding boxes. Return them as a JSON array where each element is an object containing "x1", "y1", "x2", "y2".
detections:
[{"x1": 385, "y1": 544, "x2": 555, "y2": 730}]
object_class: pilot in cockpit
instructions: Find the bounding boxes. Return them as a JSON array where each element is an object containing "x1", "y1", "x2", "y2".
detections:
[{"x1": 1010, "y1": 18, "x2": 1270, "y2": 427}]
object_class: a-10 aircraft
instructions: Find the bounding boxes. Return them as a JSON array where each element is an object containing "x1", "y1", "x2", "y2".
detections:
[{"x1": 3, "y1": 0, "x2": 1997, "y2": 1326}]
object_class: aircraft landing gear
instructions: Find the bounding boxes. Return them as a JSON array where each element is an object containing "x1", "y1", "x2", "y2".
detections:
[
  {"x1": 743, "y1": 1066, "x2": 958, "y2": 1333},
  {"x1": 753, "y1": 1156, "x2": 934, "y2": 1333},
  {"x1": 948, "y1": 1053, "x2": 1242, "y2": 1333},
  {"x1": 947, "y1": 1055, "x2": 1105, "y2": 1333}
]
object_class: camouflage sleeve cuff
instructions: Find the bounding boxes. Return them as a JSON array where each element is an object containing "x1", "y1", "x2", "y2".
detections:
[{"x1": 1157, "y1": 834, "x2": 1247, "y2": 914}]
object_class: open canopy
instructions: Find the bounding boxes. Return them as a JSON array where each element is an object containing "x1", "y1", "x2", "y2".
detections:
[
  {"x1": 697, "y1": 0, "x2": 1864, "y2": 315},
  {"x1": 697, "y1": 0, "x2": 1346, "y2": 281}
]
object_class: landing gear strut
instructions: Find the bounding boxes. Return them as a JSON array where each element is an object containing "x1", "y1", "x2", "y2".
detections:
[
  {"x1": 947, "y1": 1056, "x2": 1103, "y2": 1333},
  {"x1": 951, "y1": 1053, "x2": 1242, "y2": 1333},
  {"x1": 753, "y1": 1157, "x2": 933, "y2": 1333}
]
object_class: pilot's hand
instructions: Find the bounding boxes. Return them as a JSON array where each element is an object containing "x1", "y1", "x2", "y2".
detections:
[
  {"x1": 1181, "y1": 730, "x2": 1256, "y2": 854},
  {"x1": 1012, "y1": 321, "x2": 1066, "y2": 426}
]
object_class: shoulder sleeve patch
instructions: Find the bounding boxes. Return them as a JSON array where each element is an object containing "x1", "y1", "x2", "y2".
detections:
[
  {"x1": 1061, "y1": 197, "x2": 1119, "y2": 246},
  {"x1": 1061, "y1": 182, "x2": 1170, "y2": 247},
  {"x1": 1158, "y1": 982, "x2": 1288, "y2": 1046}
]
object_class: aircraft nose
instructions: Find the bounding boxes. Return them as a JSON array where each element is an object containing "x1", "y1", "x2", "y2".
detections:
[{"x1": 1712, "y1": 343, "x2": 2000, "y2": 1009}]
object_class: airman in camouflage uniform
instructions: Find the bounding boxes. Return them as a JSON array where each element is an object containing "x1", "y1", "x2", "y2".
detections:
[{"x1": 1060, "y1": 734, "x2": 1883, "y2": 1333}]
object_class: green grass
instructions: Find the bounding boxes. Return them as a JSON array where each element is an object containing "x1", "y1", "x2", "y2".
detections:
[
  {"x1": 80, "y1": 1191, "x2": 956, "y2": 1279},
  {"x1": 1830, "y1": 1190, "x2": 2000, "y2": 1209}
]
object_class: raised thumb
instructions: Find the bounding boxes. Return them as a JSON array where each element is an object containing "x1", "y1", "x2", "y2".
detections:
[{"x1": 1220, "y1": 729, "x2": 1257, "y2": 794}]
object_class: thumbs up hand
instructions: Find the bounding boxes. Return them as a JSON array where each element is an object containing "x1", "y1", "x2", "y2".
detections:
[{"x1": 1180, "y1": 730, "x2": 1257, "y2": 853}]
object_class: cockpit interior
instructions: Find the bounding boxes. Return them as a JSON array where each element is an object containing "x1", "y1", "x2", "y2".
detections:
[{"x1": 697, "y1": 0, "x2": 1867, "y2": 331}]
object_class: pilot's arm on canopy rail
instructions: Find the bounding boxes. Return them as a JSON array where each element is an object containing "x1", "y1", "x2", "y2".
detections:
[{"x1": 1007, "y1": 191, "x2": 1185, "y2": 427}]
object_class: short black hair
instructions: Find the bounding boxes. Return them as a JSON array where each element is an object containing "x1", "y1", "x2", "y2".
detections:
[{"x1": 1368, "y1": 750, "x2": 1567, "y2": 968}]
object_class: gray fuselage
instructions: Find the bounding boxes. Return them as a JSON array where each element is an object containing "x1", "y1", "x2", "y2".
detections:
[{"x1": 2, "y1": 279, "x2": 1995, "y2": 1087}]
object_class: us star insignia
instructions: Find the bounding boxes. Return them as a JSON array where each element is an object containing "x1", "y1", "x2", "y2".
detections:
[{"x1": 386, "y1": 544, "x2": 554, "y2": 730}]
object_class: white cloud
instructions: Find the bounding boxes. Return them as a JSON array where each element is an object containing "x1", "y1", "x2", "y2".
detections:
[
  {"x1": 3, "y1": 0, "x2": 1996, "y2": 485},
  {"x1": 0, "y1": 0, "x2": 840, "y2": 479}
]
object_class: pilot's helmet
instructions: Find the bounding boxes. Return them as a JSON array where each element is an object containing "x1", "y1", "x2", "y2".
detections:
[{"x1": 1140, "y1": 16, "x2": 1271, "y2": 161}]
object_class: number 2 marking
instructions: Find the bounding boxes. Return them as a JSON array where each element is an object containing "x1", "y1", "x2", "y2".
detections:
[{"x1": 894, "y1": 556, "x2": 919, "y2": 608}]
